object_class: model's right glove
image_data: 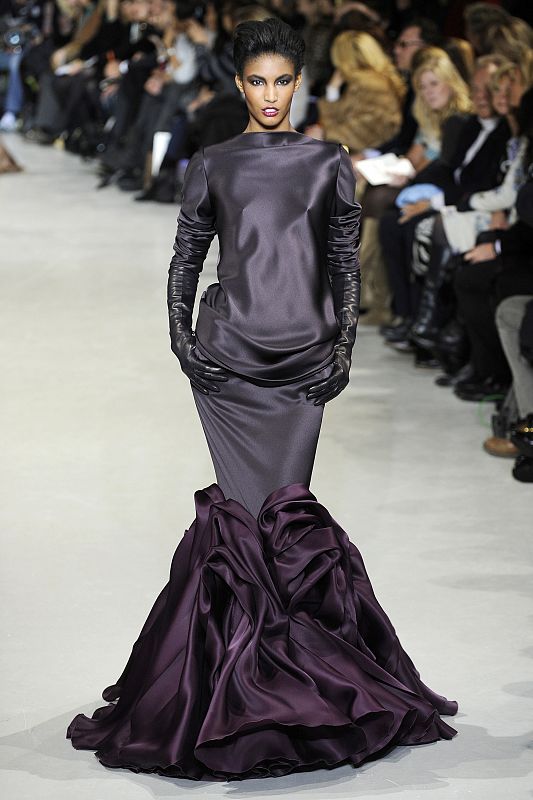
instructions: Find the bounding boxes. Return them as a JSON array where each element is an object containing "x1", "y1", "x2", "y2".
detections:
[{"x1": 167, "y1": 147, "x2": 229, "y2": 395}]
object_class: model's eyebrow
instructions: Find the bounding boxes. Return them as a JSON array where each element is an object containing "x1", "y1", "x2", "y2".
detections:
[{"x1": 246, "y1": 73, "x2": 293, "y2": 80}]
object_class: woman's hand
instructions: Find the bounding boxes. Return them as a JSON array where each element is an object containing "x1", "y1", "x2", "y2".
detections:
[
  {"x1": 306, "y1": 346, "x2": 351, "y2": 405},
  {"x1": 51, "y1": 47, "x2": 69, "y2": 70},
  {"x1": 172, "y1": 331, "x2": 229, "y2": 394},
  {"x1": 464, "y1": 242, "x2": 497, "y2": 263},
  {"x1": 398, "y1": 199, "x2": 431, "y2": 223}
]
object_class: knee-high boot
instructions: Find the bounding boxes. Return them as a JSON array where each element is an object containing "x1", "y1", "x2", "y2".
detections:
[{"x1": 409, "y1": 243, "x2": 453, "y2": 348}]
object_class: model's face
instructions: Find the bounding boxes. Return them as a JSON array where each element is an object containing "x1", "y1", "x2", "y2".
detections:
[
  {"x1": 393, "y1": 25, "x2": 424, "y2": 72},
  {"x1": 471, "y1": 67, "x2": 495, "y2": 119},
  {"x1": 491, "y1": 76, "x2": 512, "y2": 116},
  {"x1": 418, "y1": 70, "x2": 452, "y2": 111},
  {"x1": 235, "y1": 54, "x2": 301, "y2": 131}
]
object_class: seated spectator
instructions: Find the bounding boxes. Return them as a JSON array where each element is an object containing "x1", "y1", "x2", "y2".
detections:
[
  {"x1": 398, "y1": 56, "x2": 512, "y2": 354},
  {"x1": 24, "y1": 0, "x2": 155, "y2": 152},
  {"x1": 450, "y1": 88, "x2": 533, "y2": 402},
  {"x1": 404, "y1": 55, "x2": 530, "y2": 378},
  {"x1": 313, "y1": 29, "x2": 406, "y2": 153},
  {"x1": 354, "y1": 17, "x2": 443, "y2": 326},
  {"x1": 377, "y1": 47, "x2": 472, "y2": 358},
  {"x1": 494, "y1": 292, "x2": 533, "y2": 483}
]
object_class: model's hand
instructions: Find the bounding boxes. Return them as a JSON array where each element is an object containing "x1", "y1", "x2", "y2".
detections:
[
  {"x1": 306, "y1": 344, "x2": 351, "y2": 405},
  {"x1": 171, "y1": 329, "x2": 229, "y2": 394}
]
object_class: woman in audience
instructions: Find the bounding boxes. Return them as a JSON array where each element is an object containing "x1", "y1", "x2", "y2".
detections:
[
  {"x1": 377, "y1": 48, "x2": 472, "y2": 359},
  {"x1": 403, "y1": 59, "x2": 517, "y2": 359},
  {"x1": 314, "y1": 30, "x2": 406, "y2": 153}
]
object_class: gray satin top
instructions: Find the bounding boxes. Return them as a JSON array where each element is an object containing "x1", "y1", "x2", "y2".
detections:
[{"x1": 169, "y1": 130, "x2": 361, "y2": 385}]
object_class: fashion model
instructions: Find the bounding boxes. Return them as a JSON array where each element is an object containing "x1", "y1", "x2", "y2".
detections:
[{"x1": 67, "y1": 17, "x2": 458, "y2": 782}]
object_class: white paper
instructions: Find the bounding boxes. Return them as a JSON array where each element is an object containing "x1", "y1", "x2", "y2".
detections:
[{"x1": 355, "y1": 153, "x2": 415, "y2": 186}]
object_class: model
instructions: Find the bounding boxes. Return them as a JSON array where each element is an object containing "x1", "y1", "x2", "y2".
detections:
[{"x1": 66, "y1": 17, "x2": 458, "y2": 782}]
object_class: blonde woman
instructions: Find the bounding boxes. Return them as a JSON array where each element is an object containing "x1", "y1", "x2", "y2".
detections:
[
  {"x1": 376, "y1": 48, "x2": 473, "y2": 346},
  {"x1": 407, "y1": 47, "x2": 473, "y2": 174},
  {"x1": 314, "y1": 30, "x2": 406, "y2": 152}
]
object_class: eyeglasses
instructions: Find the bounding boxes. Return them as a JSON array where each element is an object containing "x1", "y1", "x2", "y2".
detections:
[{"x1": 395, "y1": 39, "x2": 424, "y2": 49}]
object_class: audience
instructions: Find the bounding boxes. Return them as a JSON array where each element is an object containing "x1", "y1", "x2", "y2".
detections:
[{"x1": 2, "y1": 0, "x2": 532, "y2": 482}]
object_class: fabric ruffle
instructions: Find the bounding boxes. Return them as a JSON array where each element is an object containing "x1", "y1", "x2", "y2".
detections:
[{"x1": 66, "y1": 483, "x2": 458, "y2": 781}]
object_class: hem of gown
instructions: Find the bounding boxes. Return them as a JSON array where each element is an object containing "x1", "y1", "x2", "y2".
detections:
[{"x1": 66, "y1": 481, "x2": 458, "y2": 782}]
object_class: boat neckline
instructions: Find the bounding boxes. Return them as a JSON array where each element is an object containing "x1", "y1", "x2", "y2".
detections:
[{"x1": 237, "y1": 130, "x2": 313, "y2": 139}]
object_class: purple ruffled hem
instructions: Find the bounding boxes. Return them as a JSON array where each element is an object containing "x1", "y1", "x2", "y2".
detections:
[{"x1": 66, "y1": 482, "x2": 458, "y2": 782}]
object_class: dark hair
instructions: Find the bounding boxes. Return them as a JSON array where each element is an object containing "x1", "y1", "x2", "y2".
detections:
[
  {"x1": 402, "y1": 16, "x2": 443, "y2": 48},
  {"x1": 174, "y1": 0, "x2": 201, "y2": 21},
  {"x1": 232, "y1": 16, "x2": 305, "y2": 79},
  {"x1": 464, "y1": 2, "x2": 511, "y2": 34}
]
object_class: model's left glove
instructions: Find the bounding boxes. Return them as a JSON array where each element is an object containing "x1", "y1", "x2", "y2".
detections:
[
  {"x1": 307, "y1": 144, "x2": 361, "y2": 405},
  {"x1": 306, "y1": 271, "x2": 360, "y2": 405},
  {"x1": 167, "y1": 147, "x2": 229, "y2": 395}
]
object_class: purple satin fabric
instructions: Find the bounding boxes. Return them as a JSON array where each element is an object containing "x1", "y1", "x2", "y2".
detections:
[
  {"x1": 67, "y1": 483, "x2": 457, "y2": 781},
  {"x1": 170, "y1": 131, "x2": 361, "y2": 386},
  {"x1": 191, "y1": 350, "x2": 330, "y2": 518}
]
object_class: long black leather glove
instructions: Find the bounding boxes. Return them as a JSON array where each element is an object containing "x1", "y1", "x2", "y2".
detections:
[
  {"x1": 168, "y1": 266, "x2": 229, "y2": 395},
  {"x1": 307, "y1": 144, "x2": 362, "y2": 405},
  {"x1": 168, "y1": 147, "x2": 229, "y2": 395},
  {"x1": 306, "y1": 271, "x2": 361, "y2": 405}
]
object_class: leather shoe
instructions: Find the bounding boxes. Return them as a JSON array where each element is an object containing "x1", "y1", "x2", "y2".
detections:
[
  {"x1": 434, "y1": 361, "x2": 475, "y2": 387},
  {"x1": 382, "y1": 317, "x2": 412, "y2": 341},
  {"x1": 510, "y1": 414, "x2": 533, "y2": 458},
  {"x1": 454, "y1": 376, "x2": 509, "y2": 402},
  {"x1": 483, "y1": 436, "x2": 519, "y2": 458},
  {"x1": 512, "y1": 455, "x2": 533, "y2": 482}
]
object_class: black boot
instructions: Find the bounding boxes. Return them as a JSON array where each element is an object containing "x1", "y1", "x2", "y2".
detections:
[
  {"x1": 512, "y1": 455, "x2": 533, "y2": 482},
  {"x1": 510, "y1": 413, "x2": 533, "y2": 458},
  {"x1": 432, "y1": 317, "x2": 470, "y2": 382},
  {"x1": 409, "y1": 245, "x2": 453, "y2": 349}
]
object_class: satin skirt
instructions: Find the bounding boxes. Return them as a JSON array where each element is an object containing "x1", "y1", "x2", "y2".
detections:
[
  {"x1": 191, "y1": 351, "x2": 331, "y2": 518},
  {"x1": 66, "y1": 356, "x2": 458, "y2": 781}
]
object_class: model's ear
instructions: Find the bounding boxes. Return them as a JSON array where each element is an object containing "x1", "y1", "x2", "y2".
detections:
[
  {"x1": 235, "y1": 74, "x2": 243, "y2": 94},
  {"x1": 294, "y1": 72, "x2": 302, "y2": 91}
]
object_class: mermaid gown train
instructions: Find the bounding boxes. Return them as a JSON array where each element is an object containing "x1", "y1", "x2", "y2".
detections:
[{"x1": 66, "y1": 131, "x2": 458, "y2": 780}]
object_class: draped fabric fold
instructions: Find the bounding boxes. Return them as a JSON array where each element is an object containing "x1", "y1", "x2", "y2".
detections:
[{"x1": 67, "y1": 482, "x2": 457, "y2": 782}]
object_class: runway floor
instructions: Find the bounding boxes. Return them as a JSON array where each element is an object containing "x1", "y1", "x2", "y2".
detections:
[{"x1": 1, "y1": 136, "x2": 532, "y2": 800}]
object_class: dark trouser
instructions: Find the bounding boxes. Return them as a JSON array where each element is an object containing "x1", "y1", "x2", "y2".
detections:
[
  {"x1": 454, "y1": 258, "x2": 533, "y2": 383},
  {"x1": 34, "y1": 71, "x2": 100, "y2": 135},
  {"x1": 379, "y1": 208, "x2": 436, "y2": 318},
  {"x1": 102, "y1": 80, "x2": 200, "y2": 171}
]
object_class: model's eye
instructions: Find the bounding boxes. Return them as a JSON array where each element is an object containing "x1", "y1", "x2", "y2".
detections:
[{"x1": 249, "y1": 79, "x2": 291, "y2": 86}]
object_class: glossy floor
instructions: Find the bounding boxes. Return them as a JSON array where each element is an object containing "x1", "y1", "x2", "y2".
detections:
[{"x1": 1, "y1": 137, "x2": 531, "y2": 800}]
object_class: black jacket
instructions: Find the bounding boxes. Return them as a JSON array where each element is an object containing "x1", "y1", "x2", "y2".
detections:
[{"x1": 414, "y1": 114, "x2": 511, "y2": 204}]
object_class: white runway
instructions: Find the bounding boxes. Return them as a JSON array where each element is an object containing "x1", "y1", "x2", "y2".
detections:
[{"x1": 1, "y1": 136, "x2": 531, "y2": 800}]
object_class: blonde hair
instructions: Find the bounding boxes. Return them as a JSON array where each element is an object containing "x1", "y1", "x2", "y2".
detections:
[
  {"x1": 412, "y1": 48, "x2": 473, "y2": 139},
  {"x1": 330, "y1": 30, "x2": 406, "y2": 102},
  {"x1": 485, "y1": 25, "x2": 533, "y2": 87}
]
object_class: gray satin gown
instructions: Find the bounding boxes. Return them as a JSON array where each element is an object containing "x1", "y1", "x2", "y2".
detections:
[
  {"x1": 66, "y1": 130, "x2": 458, "y2": 782},
  {"x1": 178, "y1": 130, "x2": 359, "y2": 517}
]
